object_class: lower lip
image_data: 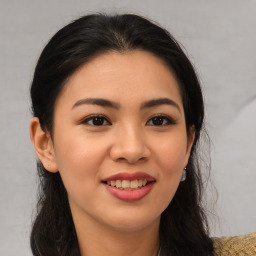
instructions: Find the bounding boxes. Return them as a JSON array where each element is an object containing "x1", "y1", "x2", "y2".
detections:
[{"x1": 103, "y1": 182, "x2": 154, "y2": 202}]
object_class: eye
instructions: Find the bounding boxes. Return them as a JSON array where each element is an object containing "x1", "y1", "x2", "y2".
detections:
[
  {"x1": 81, "y1": 115, "x2": 111, "y2": 126},
  {"x1": 146, "y1": 115, "x2": 175, "y2": 126}
]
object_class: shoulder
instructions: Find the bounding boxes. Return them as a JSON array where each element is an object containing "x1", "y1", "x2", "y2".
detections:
[{"x1": 213, "y1": 232, "x2": 256, "y2": 255}]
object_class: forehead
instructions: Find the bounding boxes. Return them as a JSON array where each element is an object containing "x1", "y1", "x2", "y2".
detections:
[{"x1": 57, "y1": 50, "x2": 183, "y2": 109}]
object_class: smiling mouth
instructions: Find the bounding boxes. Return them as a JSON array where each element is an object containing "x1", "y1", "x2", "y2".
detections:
[
  {"x1": 102, "y1": 179, "x2": 154, "y2": 190},
  {"x1": 102, "y1": 172, "x2": 156, "y2": 201}
]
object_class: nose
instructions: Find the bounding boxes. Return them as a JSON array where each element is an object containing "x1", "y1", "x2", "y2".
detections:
[{"x1": 109, "y1": 124, "x2": 151, "y2": 164}]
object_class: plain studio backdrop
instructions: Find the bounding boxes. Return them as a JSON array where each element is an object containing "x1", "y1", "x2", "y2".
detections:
[{"x1": 0, "y1": 1, "x2": 255, "y2": 255}]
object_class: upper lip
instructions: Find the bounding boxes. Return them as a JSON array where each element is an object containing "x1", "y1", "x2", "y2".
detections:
[{"x1": 102, "y1": 172, "x2": 156, "y2": 182}]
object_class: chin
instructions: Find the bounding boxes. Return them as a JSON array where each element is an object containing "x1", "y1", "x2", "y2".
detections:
[{"x1": 104, "y1": 211, "x2": 160, "y2": 232}]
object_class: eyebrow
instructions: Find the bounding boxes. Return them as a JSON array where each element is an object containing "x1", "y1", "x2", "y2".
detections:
[
  {"x1": 72, "y1": 98, "x2": 120, "y2": 110},
  {"x1": 72, "y1": 97, "x2": 181, "y2": 113},
  {"x1": 140, "y1": 98, "x2": 181, "y2": 113}
]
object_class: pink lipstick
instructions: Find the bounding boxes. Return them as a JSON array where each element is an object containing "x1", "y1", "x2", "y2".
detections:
[{"x1": 102, "y1": 172, "x2": 156, "y2": 202}]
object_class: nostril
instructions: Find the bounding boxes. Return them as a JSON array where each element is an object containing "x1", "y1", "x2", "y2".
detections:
[
  {"x1": 109, "y1": 140, "x2": 151, "y2": 164},
  {"x1": 117, "y1": 157, "x2": 126, "y2": 162}
]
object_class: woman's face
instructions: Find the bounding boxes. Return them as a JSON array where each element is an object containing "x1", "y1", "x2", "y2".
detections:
[{"x1": 49, "y1": 50, "x2": 194, "y2": 232}]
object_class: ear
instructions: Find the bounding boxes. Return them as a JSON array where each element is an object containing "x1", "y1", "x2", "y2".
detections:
[
  {"x1": 30, "y1": 117, "x2": 58, "y2": 173},
  {"x1": 185, "y1": 125, "x2": 195, "y2": 166}
]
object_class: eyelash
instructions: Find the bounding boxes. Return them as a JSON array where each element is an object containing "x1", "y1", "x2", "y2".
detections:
[
  {"x1": 81, "y1": 115, "x2": 111, "y2": 126},
  {"x1": 146, "y1": 114, "x2": 176, "y2": 126},
  {"x1": 81, "y1": 114, "x2": 176, "y2": 127}
]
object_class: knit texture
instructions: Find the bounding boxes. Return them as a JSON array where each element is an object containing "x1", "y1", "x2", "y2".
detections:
[{"x1": 214, "y1": 232, "x2": 256, "y2": 255}]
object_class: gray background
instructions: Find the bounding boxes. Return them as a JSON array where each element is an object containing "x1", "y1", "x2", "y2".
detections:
[{"x1": 0, "y1": 0, "x2": 255, "y2": 255}]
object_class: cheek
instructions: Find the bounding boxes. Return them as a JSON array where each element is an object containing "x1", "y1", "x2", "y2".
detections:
[
  {"x1": 151, "y1": 134, "x2": 188, "y2": 208},
  {"x1": 155, "y1": 133, "x2": 188, "y2": 175},
  {"x1": 53, "y1": 133, "x2": 107, "y2": 194}
]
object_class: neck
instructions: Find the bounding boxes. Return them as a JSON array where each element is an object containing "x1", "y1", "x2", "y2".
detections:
[{"x1": 72, "y1": 210, "x2": 160, "y2": 256}]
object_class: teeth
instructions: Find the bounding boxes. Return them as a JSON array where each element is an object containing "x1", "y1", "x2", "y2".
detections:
[
  {"x1": 130, "y1": 180, "x2": 138, "y2": 188},
  {"x1": 106, "y1": 179, "x2": 148, "y2": 190},
  {"x1": 122, "y1": 180, "x2": 130, "y2": 188},
  {"x1": 116, "y1": 180, "x2": 122, "y2": 188}
]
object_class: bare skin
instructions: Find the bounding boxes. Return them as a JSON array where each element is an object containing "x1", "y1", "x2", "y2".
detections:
[{"x1": 30, "y1": 50, "x2": 194, "y2": 256}]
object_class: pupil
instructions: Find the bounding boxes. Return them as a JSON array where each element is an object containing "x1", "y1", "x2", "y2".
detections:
[
  {"x1": 93, "y1": 117, "x2": 104, "y2": 125},
  {"x1": 153, "y1": 117, "x2": 163, "y2": 125}
]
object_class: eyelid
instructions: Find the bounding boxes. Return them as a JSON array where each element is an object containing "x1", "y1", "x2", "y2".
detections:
[
  {"x1": 80, "y1": 114, "x2": 112, "y2": 126},
  {"x1": 146, "y1": 114, "x2": 176, "y2": 126}
]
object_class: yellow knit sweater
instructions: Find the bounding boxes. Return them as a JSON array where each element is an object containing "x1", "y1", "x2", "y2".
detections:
[{"x1": 214, "y1": 232, "x2": 256, "y2": 255}]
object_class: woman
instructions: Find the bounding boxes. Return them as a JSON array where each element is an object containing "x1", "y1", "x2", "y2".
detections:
[{"x1": 29, "y1": 13, "x2": 214, "y2": 256}]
